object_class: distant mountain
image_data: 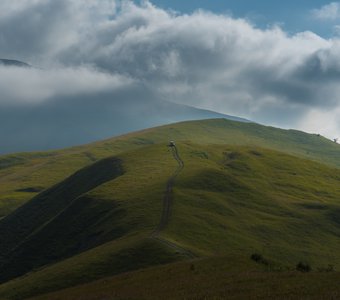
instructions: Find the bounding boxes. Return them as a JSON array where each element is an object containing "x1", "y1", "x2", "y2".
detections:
[
  {"x1": 0, "y1": 88, "x2": 249, "y2": 154},
  {"x1": 0, "y1": 58, "x2": 248, "y2": 154},
  {"x1": 0, "y1": 59, "x2": 30, "y2": 68}
]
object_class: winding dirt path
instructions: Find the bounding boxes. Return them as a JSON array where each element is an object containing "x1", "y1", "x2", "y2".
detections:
[{"x1": 150, "y1": 145, "x2": 195, "y2": 258}]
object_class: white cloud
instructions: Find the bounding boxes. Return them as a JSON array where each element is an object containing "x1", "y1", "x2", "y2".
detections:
[
  {"x1": 312, "y1": 2, "x2": 340, "y2": 21},
  {"x1": 1, "y1": 0, "x2": 340, "y2": 140},
  {"x1": 0, "y1": 66, "x2": 133, "y2": 105},
  {"x1": 298, "y1": 107, "x2": 340, "y2": 139}
]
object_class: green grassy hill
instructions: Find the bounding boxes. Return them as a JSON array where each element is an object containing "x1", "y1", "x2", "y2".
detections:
[
  {"x1": 0, "y1": 118, "x2": 339, "y2": 299},
  {"x1": 1, "y1": 118, "x2": 339, "y2": 218}
]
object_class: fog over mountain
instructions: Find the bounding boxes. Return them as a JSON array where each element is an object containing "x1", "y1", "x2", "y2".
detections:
[
  {"x1": 1, "y1": 0, "x2": 340, "y2": 153},
  {"x1": 0, "y1": 82, "x2": 247, "y2": 153}
]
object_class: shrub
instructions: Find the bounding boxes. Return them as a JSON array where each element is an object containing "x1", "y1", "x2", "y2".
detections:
[
  {"x1": 250, "y1": 253, "x2": 269, "y2": 266},
  {"x1": 251, "y1": 253, "x2": 263, "y2": 262},
  {"x1": 326, "y1": 264, "x2": 334, "y2": 272},
  {"x1": 296, "y1": 262, "x2": 311, "y2": 272}
]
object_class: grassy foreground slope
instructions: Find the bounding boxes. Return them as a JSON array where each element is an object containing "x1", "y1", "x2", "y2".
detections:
[
  {"x1": 0, "y1": 119, "x2": 339, "y2": 218},
  {"x1": 32, "y1": 256, "x2": 340, "y2": 300},
  {"x1": 0, "y1": 140, "x2": 339, "y2": 299},
  {"x1": 0, "y1": 144, "x2": 183, "y2": 283}
]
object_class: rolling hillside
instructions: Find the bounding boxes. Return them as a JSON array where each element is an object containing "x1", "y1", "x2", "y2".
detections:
[
  {"x1": 1, "y1": 118, "x2": 339, "y2": 218},
  {"x1": 0, "y1": 118, "x2": 339, "y2": 299}
]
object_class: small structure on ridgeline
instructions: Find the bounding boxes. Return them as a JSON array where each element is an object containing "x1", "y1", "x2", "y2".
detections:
[
  {"x1": 334, "y1": 138, "x2": 338, "y2": 144},
  {"x1": 169, "y1": 141, "x2": 176, "y2": 147}
]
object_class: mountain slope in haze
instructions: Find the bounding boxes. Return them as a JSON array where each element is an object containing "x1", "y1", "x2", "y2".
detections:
[
  {"x1": 0, "y1": 85, "x2": 248, "y2": 154},
  {"x1": 0, "y1": 119, "x2": 339, "y2": 298},
  {"x1": 0, "y1": 58, "x2": 248, "y2": 154},
  {"x1": 0, "y1": 59, "x2": 30, "y2": 68},
  {"x1": 0, "y1": 118, "x2": 339, "y2": 218}
]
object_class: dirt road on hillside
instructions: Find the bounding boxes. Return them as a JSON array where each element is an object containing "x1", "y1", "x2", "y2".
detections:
[{"x1": 150, "y1": 145, "x2": 195, "y2": 258}]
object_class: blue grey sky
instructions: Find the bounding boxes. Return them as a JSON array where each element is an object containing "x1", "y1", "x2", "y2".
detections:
[
  {"x1": 147, "y1": 0, "x2": 337, "y2": 36},
  {"x1": 1, "y1": 0, "x2": 340, "y2": 153}
]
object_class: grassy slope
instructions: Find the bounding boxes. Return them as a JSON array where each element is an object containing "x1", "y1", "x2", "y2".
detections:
[
  {"x1": 0, "y1": 145, "x2": 180, "y2": 283},
  {"x1": 0, "y1": 236, "x2": 185, "y2": 300},
  {"x1": 167, "y1": 143, "x2": 340, "y2": 267},
  {"x1": 0, "y1": 144, "x2": 187, "y2": 299},
  {"x1": 31, "y1": 256, "x2": 340, "y2": 300},
  {"x1": 1, "y1": 118, "x2": 339, "y2": 217},
  {"x1": 0, "y1": 141, "x2": 339, "y2": 299},
  {"x1": 0, "y1": 119, "x2": 339, "y2": 299}
]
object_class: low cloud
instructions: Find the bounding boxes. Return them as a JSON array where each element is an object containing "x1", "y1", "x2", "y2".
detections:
[
  {"x1": 1, "y1": 0, "x2": 340, "y2": 144},
  {"x1": 0, "y1": 66, "x2": 133, "y2": 105}
]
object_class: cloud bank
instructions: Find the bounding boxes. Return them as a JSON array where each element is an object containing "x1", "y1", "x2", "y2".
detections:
[
  {"x1": 0, "y1": 66, "x2": 132, "y2": 105},
  {"x1": 1, "y1": 0, "x2": 340, "y2": 144}
]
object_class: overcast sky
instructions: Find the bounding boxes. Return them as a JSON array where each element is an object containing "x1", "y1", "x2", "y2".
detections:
[{"x1": 1, "y1": 0, "x2": 340, "y2": 142}]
